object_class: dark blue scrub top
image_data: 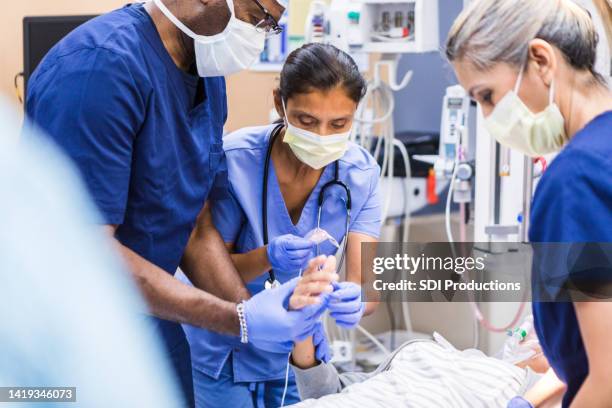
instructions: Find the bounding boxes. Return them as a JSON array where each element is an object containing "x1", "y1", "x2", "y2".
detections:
[
  {"x1": 529, "y1": 111, "x2": 612, "y2": 407},
  {"x1": 25, "y1": 0, "x2": 228, "y2": 382}
]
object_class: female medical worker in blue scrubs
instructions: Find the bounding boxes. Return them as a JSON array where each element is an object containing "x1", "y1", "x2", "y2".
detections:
[
  {"x1": 446, "y1": 0, "x2": 612, "y2": 407},
  {"x1": 180, "y1": 43, "x2": 381, "y2": 407}
]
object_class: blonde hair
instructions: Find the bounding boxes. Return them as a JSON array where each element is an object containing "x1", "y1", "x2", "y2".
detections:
[
  {"x1": 445, "y1": 0, "x2": 611, "y2": 81},
  {"x1": 593, "y1": 0, "x2": 612, "y2": 54}
]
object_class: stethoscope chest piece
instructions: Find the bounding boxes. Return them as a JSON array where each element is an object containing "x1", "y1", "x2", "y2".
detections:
[{"x1": 264, "y1": 278, "x2": 281, "y2": 290}]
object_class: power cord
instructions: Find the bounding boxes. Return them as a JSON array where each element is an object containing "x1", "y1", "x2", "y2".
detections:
[
  {"x1": 280, "y1": 352, "x2": 291, "y2": 407},
  {"x1": 14, "y1": 73, "x2": 24, "y2": 104}
]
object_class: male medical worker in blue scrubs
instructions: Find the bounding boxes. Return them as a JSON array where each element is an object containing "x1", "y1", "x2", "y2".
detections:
[{"x1": 24, "y1": 0, "x2": 336, "y2": 407}]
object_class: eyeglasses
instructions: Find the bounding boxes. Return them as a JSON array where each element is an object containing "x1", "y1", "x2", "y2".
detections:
[{"x1": 250, "y1": 0, "x2": 283, "y2": 35}]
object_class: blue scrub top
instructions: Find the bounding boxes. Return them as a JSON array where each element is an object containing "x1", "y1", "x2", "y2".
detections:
[
  {"x1": 182, "y1": 124, "x2": 382, "y2": 382},
  {"x1": 529, "y1": 111, "x2": 612, "y2": 407},
  {"x1": 25, "y1": 1, "x2": 228, "y2": 384}
]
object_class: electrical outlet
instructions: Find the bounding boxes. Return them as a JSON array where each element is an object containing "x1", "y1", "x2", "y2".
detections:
[{"x1": 330, "y1": 340, "x2": 353, "y2": 363}]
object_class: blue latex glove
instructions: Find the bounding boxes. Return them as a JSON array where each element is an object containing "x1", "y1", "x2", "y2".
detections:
[
  {"x1": 507, "y1": 396, "x2": 534, "y2": 408},
  {"x1": 312, "y1": 322, "x2": 331, "y2": 363},
  {"x1": 267, "y1": 234, "x2": 316, "y2": 271},
  {"x1": 244, "y1": 277, "x2": 328, "y2": 352},
  {"x1": 253, "y1": 323, "x2": 329, "y2": 358},
  {"x1": 328, "y1": 282, "x2": 365, "y2": 329}
]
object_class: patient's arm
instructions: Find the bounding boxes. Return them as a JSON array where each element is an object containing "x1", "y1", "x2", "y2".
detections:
[
  {"x1": 291, "y1": 256, "x2": 335, "y2": 370},
  {"x1": 292, "y1": 338, "x2": 317, "y2": 368},
  {"x1": 523, "y1": 368, "x2": 566, "y2": 407},
  {"x1": 291, "y1": 340, "x2": 379, "y2": 401},
  {"x1": 289, "y1": 260, "x2": 378, "y2": 400}
]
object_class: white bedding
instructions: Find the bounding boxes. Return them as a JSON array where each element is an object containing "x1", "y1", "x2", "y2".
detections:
[{"x1": 291, "y1": 338, "x2": 532, "y2": 408}]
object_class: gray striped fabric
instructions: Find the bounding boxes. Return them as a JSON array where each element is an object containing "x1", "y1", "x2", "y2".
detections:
[{"x1": 291, "y1": 339, "x2": 530, "y2": 408}]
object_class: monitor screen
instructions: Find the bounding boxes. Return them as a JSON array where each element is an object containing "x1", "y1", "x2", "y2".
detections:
[{"x1": 23, "y1": 15, "x2": 96, "y2": 98}]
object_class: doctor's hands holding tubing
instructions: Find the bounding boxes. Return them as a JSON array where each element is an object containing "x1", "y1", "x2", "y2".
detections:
[
  {"x1": 266, "y1": 233, "x2": 316, "y2": 272},
  {"x1": 289, "y1": 257, "x2": 365, "y2": 329},
  {"x1": 328, "y1": 281, "x2": 365, "y2": 329},
  {"x1": 243, "y1": 255, "x2": 338, "y2": 352}
]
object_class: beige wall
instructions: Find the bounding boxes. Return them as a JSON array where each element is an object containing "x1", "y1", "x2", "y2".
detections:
[
  {"x1": 2, "y1": 0, "x2": 277, "y2": 130},
  {"x1": 225, "y1": 70, "x2": 280, "y2": 132},
  {"x1": 2, "y1": 0, "x2": 125, "y2": 107}
]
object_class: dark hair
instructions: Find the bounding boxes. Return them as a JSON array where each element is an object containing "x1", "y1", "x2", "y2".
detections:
[{"x1": 278, "y1": 43, "x2": 367, "y2": 104}]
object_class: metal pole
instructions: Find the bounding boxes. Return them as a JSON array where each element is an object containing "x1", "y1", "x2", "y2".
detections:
[{"x1": 521, "y1": 156, "x2": 533, "y2": 242}]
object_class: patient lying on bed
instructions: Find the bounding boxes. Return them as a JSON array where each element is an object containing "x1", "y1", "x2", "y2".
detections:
[{"x1": 287, "y1": 278, "x2": 564, "y2": 408}]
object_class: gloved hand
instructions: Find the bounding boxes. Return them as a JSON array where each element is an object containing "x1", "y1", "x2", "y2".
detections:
[
  {"x1": 255, "y1": 316, "x2": 331, "y2": 358},
  {"x1": 244, "y1": 257, "x2": 335, "y2": 353},
  {"x1": 312, "y1": 322, "x2": 331, "y2": 363},
  {"x1": 267, "y1": 234, "x2": 316, "y2": 271},
  {"x1": 507, "y1": 396, "x2": 534, "y2": 408},
  {"x1": 328, "y1": 281, "x2": 365, "y2": 329}
]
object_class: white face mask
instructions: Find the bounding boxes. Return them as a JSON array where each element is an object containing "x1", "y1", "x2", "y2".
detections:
[
  {"x1": 153, "y1": 0, "x2": 266, "y2": 77},
  {"x1": 484, "y1": 65, "x2": 567, "y2": 157},
  {"x1": 282, "y1": 100, "x2": 351, "y2": 170}
]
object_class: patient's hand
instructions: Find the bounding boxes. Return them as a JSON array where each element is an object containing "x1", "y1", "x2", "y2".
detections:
[
  {"x1": 515, "y1": 344, "x2": 549, "y2": 373},
  {"x1": 289, "y1": 255, "x2": 338, "y2": 310}
]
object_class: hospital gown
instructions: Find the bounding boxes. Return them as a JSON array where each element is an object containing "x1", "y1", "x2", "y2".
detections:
[{"x1": 290, "y1": 337, "x2": 539, "y2": 408}]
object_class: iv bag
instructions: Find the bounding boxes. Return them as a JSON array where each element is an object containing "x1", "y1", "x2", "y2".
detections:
[{"x1": 304, "y1": 228, "x2": 340, "y2": 249}]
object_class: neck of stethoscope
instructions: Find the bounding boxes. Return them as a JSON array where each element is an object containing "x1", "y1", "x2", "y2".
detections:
[
  {"x1": 264, "y1": 126, "x2": 343, "y2": 245},
  {"x1": 263, "y1": 124, "x2": 351, "y2": 286}
]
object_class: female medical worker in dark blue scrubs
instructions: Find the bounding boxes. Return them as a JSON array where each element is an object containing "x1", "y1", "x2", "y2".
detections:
[
  {"x1": 24, "y1": 0, "x2": 340, "y2": 406},
  {"x1": 179, "y1": 43, "x2": 381, "y2": 407},
  {"x1": 446, "y1": 0, "x2": 612, "y2": 407}
]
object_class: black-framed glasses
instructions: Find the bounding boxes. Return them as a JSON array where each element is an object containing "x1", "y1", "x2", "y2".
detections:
[{"x1": 250, "y1": 0, "x2": 283, "y2": 35}]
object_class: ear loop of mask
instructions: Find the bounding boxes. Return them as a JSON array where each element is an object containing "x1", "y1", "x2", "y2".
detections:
[
  {"x1": 154, "y1": 0, "x2": 198, "y2": 39},
  {"x1": 514, "y1": 61, "x2": 556, "y2": 106},
  {"x1": 514, "y1": 49, "x2": 556, "y2": 105},
  {"x1": 548, "y1": 79, "x2": 555, "y2": 105},
  {"x1": 514, "y1": 64, "x2": 525, "y2": 95},
  {"x1": 281, "y1": 98, "x2": 290, "y2": 127},
  {"x1": 153, "y1": 0, "x2": 235, "y2": 40}
]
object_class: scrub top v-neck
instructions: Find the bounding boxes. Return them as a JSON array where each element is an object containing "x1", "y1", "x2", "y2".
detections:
[
  {"x1": 180, "y1": 124, "x2": 382, "y2": 383},
  {"x1": 269, "y1": 151, "x2": 334, "y2": 234}
]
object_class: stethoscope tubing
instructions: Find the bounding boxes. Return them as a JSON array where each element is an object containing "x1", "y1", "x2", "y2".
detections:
[{"x1": 262, "y1": 124, "x2": 351, "y2": 287}]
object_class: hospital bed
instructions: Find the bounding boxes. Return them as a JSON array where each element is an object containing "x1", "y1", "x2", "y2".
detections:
[{"x1": 289, "y1": 334, "x2": 563, "y2": 408}]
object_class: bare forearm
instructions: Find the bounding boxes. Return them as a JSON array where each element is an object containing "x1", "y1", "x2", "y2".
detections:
[
  {"x1": 230, "y1": 246, "x2": 271, "y2": 283},
  {"x1": 572, "y1": 302, "x2": 612, "y2": 408},
  {"x1": 181, "y1": 203, "x2": 250, "y2": 302},
  {"x1": 292, "y1": 337, "x2": 317, "y2": 369},
  {"x1": 117, "y1": 242, "x2": 240, "y2": 335},
  {"x1": 523, "y1": 368, "x2": 565, "y2": 407},
  {"x1": 570, "y1": 376, "x2": 612, "y2": 407}
]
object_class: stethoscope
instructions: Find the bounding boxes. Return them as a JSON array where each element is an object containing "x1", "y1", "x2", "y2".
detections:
[{"x1": 262, "y1": 124, "x2": 352, "y2": 289}]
